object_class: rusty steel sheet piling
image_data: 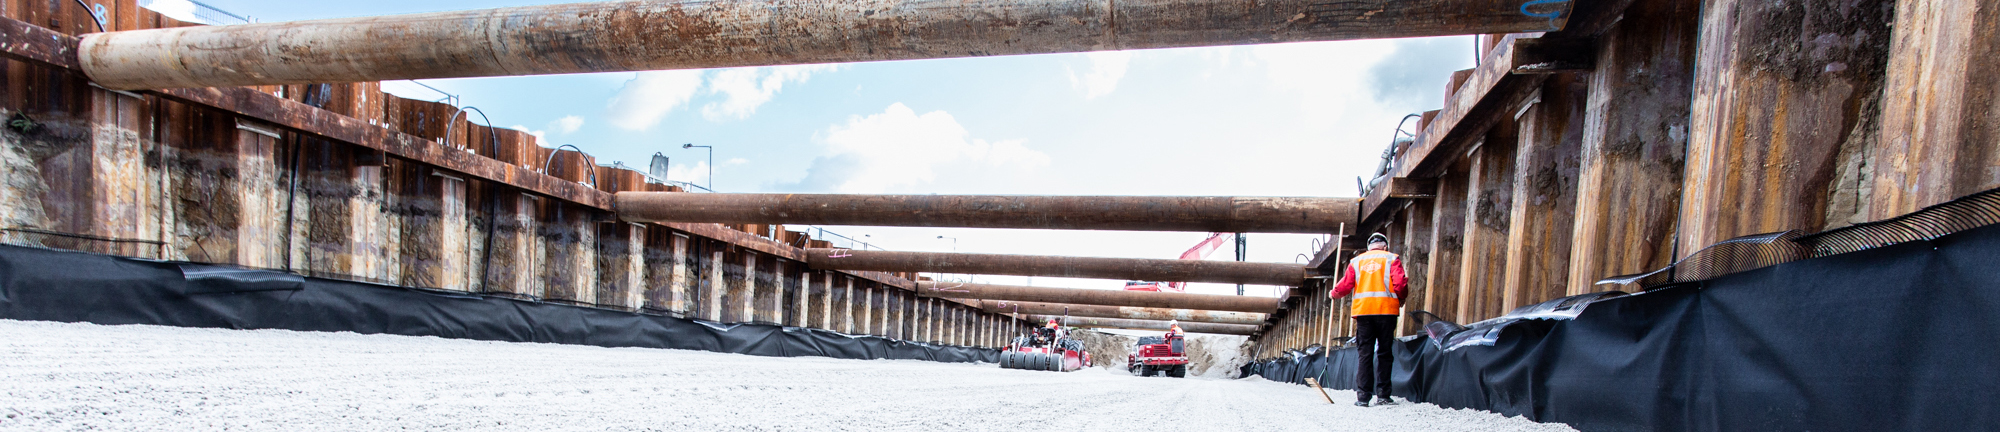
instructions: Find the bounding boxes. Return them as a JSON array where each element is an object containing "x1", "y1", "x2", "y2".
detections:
[
  {"x1": 76, "y1": 0, "x2": 1573, "y2": 90},
  {"x1": 617, "y1": 193, "x2": 1361, "y2": 233},
  {"x1": 917, "y1": 281, "x2": 1283, "y2": 313},
  {"x1": 1028, "y1": 315, "x2": 1259, "y2": 335},
  {"x1": 805, "y1": 248, "x2": 1308, "y2": 286},
  {"x1": 978, "y1": 300, "x2": 1267, "y2": 325}
]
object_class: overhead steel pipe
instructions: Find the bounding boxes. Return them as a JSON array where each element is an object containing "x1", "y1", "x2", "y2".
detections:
[
  {"x1": 619, "y1": 193, "x2": 1360, "y2": 233},
  {"x1": 1029, "y1": 315, "x2": 1258, "y2": 335},
  {"x1": 978, "y1": 300, "x2": 1267, "y2": 325},
  {"x1": 917, "y1": 281, "x2": 1283, "y2": 313},
  {"x1": 78, "y1": 0, "x2": 1571, "y2": 90},
  {"x1": 807, "y1": 248, "x2": 1307, "y2": 286}
]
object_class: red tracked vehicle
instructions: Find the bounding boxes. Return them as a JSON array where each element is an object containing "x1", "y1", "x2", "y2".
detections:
[{"x1": 1127, "y1": 333, "x2": 1189, "y2": 377}]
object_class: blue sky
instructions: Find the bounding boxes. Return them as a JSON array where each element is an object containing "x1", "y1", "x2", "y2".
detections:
[{"x1": 152, "y1": 0, "x2": 1475, "y2": 296}]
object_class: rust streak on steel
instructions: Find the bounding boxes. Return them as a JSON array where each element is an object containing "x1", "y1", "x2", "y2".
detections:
[
  {"x1": 76, "y1": 0, "x2": 1572, "y2": 90},
  {"x1": 618, "y1": 193, "x2": 1360, "y2": 234},
  {"x1": 917, "y1": 281, "x2": 1282, "y2": 313},
  {"x1": 1029, "y1": 315, "x2": 1258, "y2": 335},
  {"x1": 978, "y1": 300, "x2": 1267, "y2": 325},
  {"x1": 807, "y1": 249, "x2": 1308, "y2": 286}
]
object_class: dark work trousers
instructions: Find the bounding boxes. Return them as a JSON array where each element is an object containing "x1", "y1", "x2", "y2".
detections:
[{"x1": 1353, "y1": 315, "x2": 1397, "y2": 401}]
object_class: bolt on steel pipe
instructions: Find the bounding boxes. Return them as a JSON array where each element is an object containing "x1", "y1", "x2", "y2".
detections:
[
  {"x1": 978, "y1": 300, "x2": 1267, "y2": 325},
  {"x1": 807, "y1": 248, "x2": 1307, "y2": 286},
  {"x1": 78, "y1": 0, "x2": 1570, "y2": 90},
  {"x1": 1028, "y1": 315, "x2": 1258, "y2": 335},
  {"x1": 619, "y1": 193, "x2": 1360, "y2": 233},
  {"x1": 917, "y1": 281, "x2": 1282, "y2": 313}
]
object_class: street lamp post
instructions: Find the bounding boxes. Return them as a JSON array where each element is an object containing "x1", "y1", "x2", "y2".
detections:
[
  {"x1": 936, "y1": 235, "x2": 960, "y2": 282},
  {"x1": 682, "y1": 143, "x2": 713, "y2": 191},
  {"x1": 1235, "y1": 232, "x2": 1247, "y2": 295}
]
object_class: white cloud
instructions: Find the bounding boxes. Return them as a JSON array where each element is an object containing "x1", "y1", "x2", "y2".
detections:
[
  {"x1": 1249, "y1": 41, "x2": 1397, "y2": 119},
  {"x1": 1191, "y1": 46, "x2": 1250, "y2": 79},
  {"x1": 790, "y1": 103, "x2": 1049, "y2": 194},
  {"x1": 702, "y1": 64, "x2": 840, "y2": 121},
  {"x1": 662, "y1": 158, "x2": 750, "y2": 191},
  {"x1": 507, "y1": 125, "x2": 547, "y2": 145},
  {"x1": 606, "y1": 70, "x2": 704, "y2": 131},
  {"x1": 553, "y1": 115, "x2": 584, "y2": 134},
  {"x1": 665, "y1": 161, "x2": 711, "y2": 189},
  {"x1": 1066, "y1": 51, "x2": 1133, "y2": 99}
]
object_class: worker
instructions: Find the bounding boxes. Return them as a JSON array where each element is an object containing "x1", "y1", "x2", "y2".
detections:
[
  {"x1": 1330, "y1": 232, "x2": 1408, "y2": 407},
  {"x1": 1166, "y1": 320, "x2": 1184, "y2": 336},
  {"x1": 1032, "y1": 317, "x2": 1059, "y2": 346}
]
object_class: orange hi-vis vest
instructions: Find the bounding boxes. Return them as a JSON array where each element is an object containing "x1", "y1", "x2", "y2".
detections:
[{"x1": 1348, "y1": 250, "x2": 1402, "y2": 316}]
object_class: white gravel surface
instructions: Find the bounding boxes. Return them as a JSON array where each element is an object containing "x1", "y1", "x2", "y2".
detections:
[{"x1": 0, "y1": 319, "x2": 1574, "y2": 431}]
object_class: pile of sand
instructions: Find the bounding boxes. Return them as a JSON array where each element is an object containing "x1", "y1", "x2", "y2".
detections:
[
  {"x1": 1185, "y1": 334, "x2": 1253, "y2": 378},
  {"x1": 1067, "y1": 329, "x2": 1136, "y2": 371}
]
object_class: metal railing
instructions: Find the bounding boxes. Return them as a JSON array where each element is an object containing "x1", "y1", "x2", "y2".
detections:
[
  {"x1": 608, "y1": 161, "x2": 713, "y2": 193},
  {"x1": 138, "y1": 0, "x2": 251, "y2": 25},
  {"x1": 800, "y1": 226, "x2": 884, "y2": 251}
]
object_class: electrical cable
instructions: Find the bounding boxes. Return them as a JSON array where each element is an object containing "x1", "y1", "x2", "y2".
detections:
[
  {"x1": 442, "y1": 106, "x2": 506, "y2": 295},
  {"x1": 544, "y1": 144, "x2": 598, "y2": 188},
  {"x1": 1393, "y1": 113, "x2": 1422, "y2": 138},
  {"x1": 72, "y1": 0, "x2": 105, "y2": 32},
  {"x1": 443, "y1": 106, "x2": 500, "y2": 157}
]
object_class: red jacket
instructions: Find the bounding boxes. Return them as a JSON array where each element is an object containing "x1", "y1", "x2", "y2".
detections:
[{"x1": 1330, "y1": 251, "x2": 1408, "y2": 299}]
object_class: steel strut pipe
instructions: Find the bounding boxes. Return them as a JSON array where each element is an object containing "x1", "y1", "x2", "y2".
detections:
[
  {"x1": 1028, "y1": 314, "x2": 1258, "y2": 335},
  {"x1": 77, "y1": 0, "x2": 1572, "y2": 90},
  {"x1": 807, "y1": 248, "x2": 1307, "y2": 286},
  {"x1": 977, "y1": 300, "x2": 1267, "y2": 325},
  {"x1": 618, "y1": 193, "x2": 1361, "y2": 234},
  {"x1": 917, "y1": 281, "x2": 1282, "y2": 313}
]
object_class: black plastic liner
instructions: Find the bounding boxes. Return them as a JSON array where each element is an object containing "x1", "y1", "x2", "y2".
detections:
[
  {"x1": 0, "y1": 245, "x2": 996, "y2": 364},
  {"x1": 1251, "y1": 223, "x2": 2000, "y2": 431}
]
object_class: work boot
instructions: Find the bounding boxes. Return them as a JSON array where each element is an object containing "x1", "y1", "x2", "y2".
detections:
[
  {"x1": 1353, "y1": 400, "x2": 1371, "y2": 407},
  {"x1": 1375, "y1": 397, "x2": 1397, "y2": 406}
]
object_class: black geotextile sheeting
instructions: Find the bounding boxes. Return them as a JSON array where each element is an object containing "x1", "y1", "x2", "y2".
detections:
[
  {"x1": 0, "y1": 244, "x2": 995, "y2": 364},
  {"x1": 1250, "y1": 223, "x2": 2000, "y2": 431}
]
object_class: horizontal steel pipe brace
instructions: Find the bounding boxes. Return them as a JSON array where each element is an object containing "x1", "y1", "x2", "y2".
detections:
[
  {"x1": 806, "y1": 249, "x2": 1307, "y2": 286},
  {"x1": 618, "y1": 193, "x2": 1361, "y2": 233},
  {"x1": 79, "y1": 0, "x2": 1569, "y2": 90},
  {"x1": 917, "y1": 281, "x2": 1282, "y2": 313},
  {"x1": 978, "y1": 300, "x2": 1267, "y2": 325},
  {"x1": 1029, "y1": 315, "x2": 1258, "y2": 335}
]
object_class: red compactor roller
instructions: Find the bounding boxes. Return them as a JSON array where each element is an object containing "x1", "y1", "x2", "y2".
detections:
[{"x1": 999, "y1": 322, "x2": 1090, "y2": 372}]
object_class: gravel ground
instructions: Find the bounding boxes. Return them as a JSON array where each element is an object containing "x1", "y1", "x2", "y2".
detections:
[{"x1": 0, "y1": 320, "x2": 1573, "y2": 432}]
